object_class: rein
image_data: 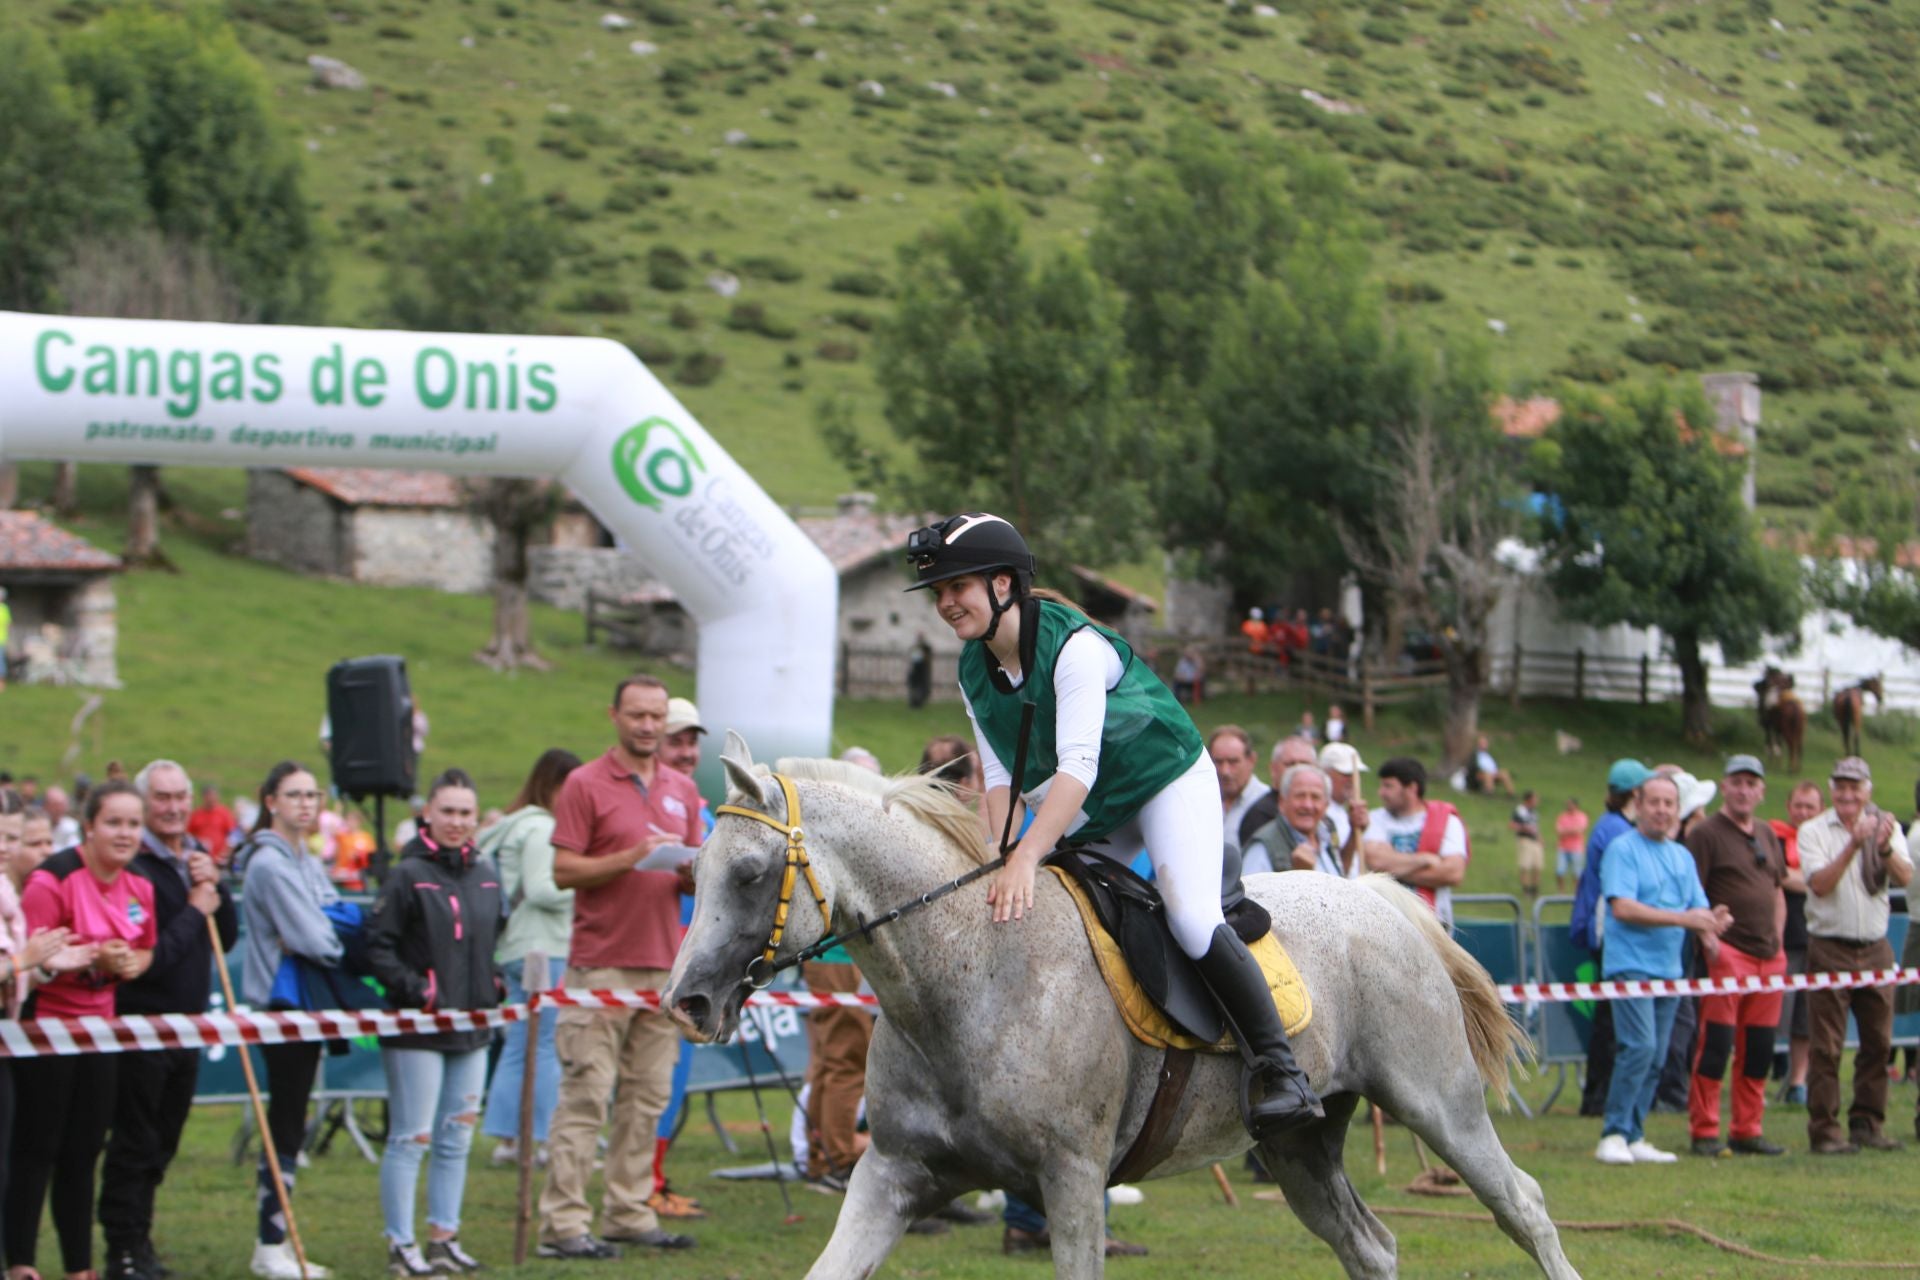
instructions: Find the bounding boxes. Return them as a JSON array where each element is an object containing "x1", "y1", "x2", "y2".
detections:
[{"x1": 718, "y1": 702, "x2": 1035, "y2": 992}]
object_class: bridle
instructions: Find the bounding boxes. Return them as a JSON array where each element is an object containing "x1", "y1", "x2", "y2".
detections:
[
  {"x1": 714, "y1": 770, "x2": 1007, "y2": 991},
  {"x1": 714, "y1": 773, "x2": 832, "y2": 991}
]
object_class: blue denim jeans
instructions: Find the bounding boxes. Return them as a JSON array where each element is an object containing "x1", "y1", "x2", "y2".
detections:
[
  {"x1": 381, "y1": 1047, "x2": 488, "y2": 1243},
  {"x1": 482, "y1": 959, "x2": 561, "y2": 1143},
  {"x1": 1603, "y1": 977, "x2": 1680, "y2": 1143}
]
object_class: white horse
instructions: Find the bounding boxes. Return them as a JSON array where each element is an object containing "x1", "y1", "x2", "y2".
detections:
[{"x1": 665, "y1": 736, "x2": 1579, "y2": 1280}]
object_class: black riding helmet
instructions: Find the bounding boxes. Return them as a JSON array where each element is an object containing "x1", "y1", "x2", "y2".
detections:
[{"x1": 904, "y1": 513, "x2": 1037, "y2": 652}]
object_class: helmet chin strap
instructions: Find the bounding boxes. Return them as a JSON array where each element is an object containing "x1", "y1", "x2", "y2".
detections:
[
  {"x1": 980, "y1": 572, "x2": 1018, "y2": 645},
  {"x1": 979, "y1": 573, "x2": 1038, "y2": 673}
]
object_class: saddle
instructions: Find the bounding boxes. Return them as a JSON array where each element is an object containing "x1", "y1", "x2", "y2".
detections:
[{"x1": 1043, "y1": 851, "x2": 1311, "y2": 1052}]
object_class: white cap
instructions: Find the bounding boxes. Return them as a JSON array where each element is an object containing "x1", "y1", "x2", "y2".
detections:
[
  {"x1": 665, "y1": 697, "x2": 706, "y2": 737},
  {"x1": 1318, "y1": 742, "x2": 1368, "y2": 775},
  {"x1": 1667, "y1": 770, "x2": 1717, "y2": 821}
]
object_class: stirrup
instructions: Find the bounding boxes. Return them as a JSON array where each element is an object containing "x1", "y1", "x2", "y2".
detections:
[{"x1": 1239, "y1": 1063, "x2": 1324, "y2": 1141}]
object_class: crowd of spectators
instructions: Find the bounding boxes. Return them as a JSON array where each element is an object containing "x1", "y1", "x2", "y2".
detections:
[{"x1": 4, "y1": 684, "x2": 1920, "y2": 1275}]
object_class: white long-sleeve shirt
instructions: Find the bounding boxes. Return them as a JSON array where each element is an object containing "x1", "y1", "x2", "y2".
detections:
[{"x1": 962, "y1": 629, "x2": 1124, "y2": 835}]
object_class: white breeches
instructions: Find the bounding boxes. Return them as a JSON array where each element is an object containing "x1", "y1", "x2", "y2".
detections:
[{"x1": 1078, "y1": 753, "x2": 1225, "y2": 959}]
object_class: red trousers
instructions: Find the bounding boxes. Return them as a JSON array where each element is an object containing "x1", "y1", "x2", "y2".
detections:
[{"x1": 1688, "y1": 943, "x2": 1785, "y2": 1140}]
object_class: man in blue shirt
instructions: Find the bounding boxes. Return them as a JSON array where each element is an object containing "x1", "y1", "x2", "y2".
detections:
[
  {"x1": 1595, "y1": 773, "x2": 1730, "y2": 1165},
  {"x1": 1571, "y1": 759, "x2": 1653, "y2": 1116}
]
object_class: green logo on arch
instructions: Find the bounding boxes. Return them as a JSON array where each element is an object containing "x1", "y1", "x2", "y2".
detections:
[{"x1": 612, "y1": 417, "x2": 707, "y2": 510}]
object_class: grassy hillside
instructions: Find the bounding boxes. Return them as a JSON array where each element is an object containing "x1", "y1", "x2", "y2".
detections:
[{"x1": 18, "y1": 0, "x2": 1920, "y2": 525}]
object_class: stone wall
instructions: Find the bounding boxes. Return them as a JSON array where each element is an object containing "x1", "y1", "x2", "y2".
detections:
[
  {"x1": 527, "y1": 546, "x2": 665, "y2": 613},
  {"x1": 839, "y1": 562, "x2": 961, "y2": 655},
  {"x1": 351, "y1": 508, "x2": 494, "y2": 594},
  {"x1": 246, "y1": 469, "x2": 349, "y2": 577},
  {"x1": 4, "y1": 576, "x2": 119, "y2": 687}
]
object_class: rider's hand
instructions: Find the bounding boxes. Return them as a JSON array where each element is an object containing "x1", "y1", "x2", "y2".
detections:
[{"x1": 987, "y1": 845, "x2": 1042, "y2": 924}]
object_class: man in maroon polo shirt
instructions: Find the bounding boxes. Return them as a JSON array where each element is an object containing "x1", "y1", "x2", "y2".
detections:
[{"x1": 537, "y1": 675, "x2": 705, "y2": 1261}]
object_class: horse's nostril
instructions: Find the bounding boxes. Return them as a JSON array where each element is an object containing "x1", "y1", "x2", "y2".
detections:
[{"x1": 675, "y1": 994, "x2": 711, "y2": 1030}]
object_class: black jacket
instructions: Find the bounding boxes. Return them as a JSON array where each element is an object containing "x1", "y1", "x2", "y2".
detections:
[
  {"x1": 117, "y1": 834, "x2": 239, "y2": 1017},
  {"x1": 366, "y1": 835, "x2": 504, "y2": 1053}
]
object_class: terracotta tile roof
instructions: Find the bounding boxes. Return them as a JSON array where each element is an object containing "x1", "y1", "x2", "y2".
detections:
[
  {"x1": 284, "y1": 468, "x2": 463, "y2": 508},
  {"x1": 794, "y1": 509, "x2": 929, "y2": 575},
  {"x1": 0, "y1": 512, "x2": 121, "y2": 573},
  {"x1": 1067, "y1": 565, "x2": 1158, "y2": 612},
  {"x1": 1492, "y1": 395, "x2": 1563, "y2": 439}
]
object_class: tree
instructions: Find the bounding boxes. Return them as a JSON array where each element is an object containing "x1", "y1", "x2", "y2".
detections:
[
  {"x1": 61, "y1": 6, "x2": 327, "y2": 322},
  {"x1": 0, "y1": 26, "x2": 142, "y2": 314},
  {"x1": 1532, "y1": 384, "x2": 1804, "y2": 741},
  {"x1": 1810, "y1": 454, "x2": 1920, "y2": 651},
  {"x1": 380, "y1": 166, "x2": 564, "y2": 669},
  {"x1": 54, "y1": 228, "x2": 255, "y2": 565},
  {"x1": 843, "y1": 190, "x2": 1149, "y2": 570},
  {"x1": 1337, "y1": 350, "x2": 1519, "y2": 768},
  {"x1": 0, "y1": 26, "x2": 143, "y2": 512},
  {"x1": 1088, "y1": 124, "x2": 1398, "y2": 598}
]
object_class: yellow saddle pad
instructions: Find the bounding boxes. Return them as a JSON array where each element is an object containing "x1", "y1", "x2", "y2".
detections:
[{"x1": 1046, "y1": 865, "x2": 1311, "y2": 1052}]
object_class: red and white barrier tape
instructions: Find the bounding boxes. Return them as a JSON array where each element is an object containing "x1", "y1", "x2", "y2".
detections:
[
  {"x1": 2, "y1": 970, "x2": 1913, "y2": 1057},
  {"x1": 1497, "y1": 966, "x2": 1920, "y2": 1006},
  {"x1": 538, "y1": 987, "x2": 879, "y2": 1011},
  {"x1": 0, "y1": 987, "x2": 878, "y2": 1058}
]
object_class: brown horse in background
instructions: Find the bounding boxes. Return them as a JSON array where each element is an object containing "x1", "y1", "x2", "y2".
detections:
[
  {"x1": 1757, "y1": 667, "x2": 1804, "y2": 772},
  {"x1": 1834, "y1": 675, "x2": 1885, "y2": 757}
]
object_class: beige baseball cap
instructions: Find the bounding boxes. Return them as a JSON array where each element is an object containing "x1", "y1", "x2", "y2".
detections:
[
  {"x1": 665, "y1": 697, "x2": 706, "y2": 737},
  {"x1": 1319, "y1": 742, "x2": 1368, "y2": 775}
]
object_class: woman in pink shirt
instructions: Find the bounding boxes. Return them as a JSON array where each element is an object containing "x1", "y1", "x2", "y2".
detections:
[
  {"x1": 0, "y1": 791, "x2": 93, "y2": 1280},
  {"x1": 5, "y1": 781, "x2": 155, "y2": 1280}
]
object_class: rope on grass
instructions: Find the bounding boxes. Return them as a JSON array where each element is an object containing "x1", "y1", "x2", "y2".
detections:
[{"x1": 1374, "y1": 1205, "x2": 1919, "y2": 1270}]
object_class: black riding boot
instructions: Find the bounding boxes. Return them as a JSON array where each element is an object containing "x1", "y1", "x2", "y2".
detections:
[{"x1": 1194, "y1": 923, "x2": 1324, "y2": 1140}]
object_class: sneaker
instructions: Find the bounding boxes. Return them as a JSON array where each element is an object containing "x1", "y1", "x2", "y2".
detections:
[
  {"x1": 1104, "y1": 1237, "x2": 1150, "y2": 1258},
  {"x1": 387, "y1": 1242, "x2": 438, "y2": 1277},
  {"x1": 935, "y1": 1198, "x2": 996, "y2": 1225},
  {"x1": 1593, "y1": 1133, "x2": 1635, "y2": 1165},
  {"x1": 1002, "y1": 1226, "x2": 1051, "y2": 1254},
  {"x1": 489, "y1": 1140, "x2": 518, "y2": 1166},
  {"x1": 535, "y1": 1235, "x2": 621, "y2": 1261},
  {"x1": 645, "y1": 1187, "x2": 707, "y2": 1220},
  {"x1": 1853, "y1": 1130, "x2": 1904, "y2": 1152},
  {"x1": 1783, "y1": 1084, "x2": 1808, "y2": 1106},
  {"x1": 1627, "y1": 1139, "x2": 1678, "y2": 1164},
  {"x1": 1688, "y1": 1137, "x2": 1727, "y2": 1158},
  {"x1": 251, "y1": 1242, "x2": 334, "y2": 1279},
  {"x1": 105, "y1": 1249, "x2": 155, "y2": 1280},
  {"x1": 1729, "y1": 1136, "x2": 1786, "y2": 1156},
  {"x1": 426, "y1": 1239, "x2": 481, "y2": 1272},
  {"x1": 135, "y1": 1241, "x2": 171, "y2": 1280},
  {"x1": 599, "y1": 1228, "x2": 694, "y2": 1251},
  {"x1": 807, "y1": 1171, "x2": 849, "y2": 1194}
]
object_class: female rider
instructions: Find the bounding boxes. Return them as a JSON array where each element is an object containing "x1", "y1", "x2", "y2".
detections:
[{"x1": 906, "y1": 513, "x2": 1320, "y2": 1139}]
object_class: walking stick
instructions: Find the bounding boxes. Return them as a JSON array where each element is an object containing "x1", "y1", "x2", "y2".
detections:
[
  {"x1": 1372, "y1": 1102, "x2": 1387, "y2": 1176},
  {"x1": 513, "y1": 984, "x2": 540, "y2": 1266},
  {"x1": 1210, "y1": 1162, "x2": 1239, "y2": 1208},
  {"x1": 208, "y1": 914, "x2": 311, "y2": 1280}
]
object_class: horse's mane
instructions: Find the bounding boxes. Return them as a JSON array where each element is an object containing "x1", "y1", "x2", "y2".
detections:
[{"x1": 769, "y1": 757, "x2": 993, "y2": 865}]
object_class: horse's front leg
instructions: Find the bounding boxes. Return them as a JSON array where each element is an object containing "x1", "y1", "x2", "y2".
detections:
[
  {"x1": 1039, "y1": 1155, "x2": 1111, "y2": 1280},
  {"x1": 802, "y1": 1150, "x2": 936, "y2": 1280}
]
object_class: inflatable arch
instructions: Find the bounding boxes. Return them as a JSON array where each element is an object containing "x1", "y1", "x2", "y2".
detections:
[{"x1": 0, "y1": 312, "x2": 839, "y2": 782}]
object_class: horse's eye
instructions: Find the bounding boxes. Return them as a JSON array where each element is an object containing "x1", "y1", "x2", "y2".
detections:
[{"x1": 731, "y1": 852, "x2": 773, "y2": 886}]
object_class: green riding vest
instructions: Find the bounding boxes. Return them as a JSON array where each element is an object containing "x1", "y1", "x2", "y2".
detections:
[{"x1": 959, "y1": 600, "x2": 1203, "y2": 842}]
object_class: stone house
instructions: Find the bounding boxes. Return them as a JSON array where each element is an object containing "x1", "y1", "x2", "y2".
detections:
[
  {"x1": 531, "y1": 495, "x2": 1158, "y2": 690},
  {"x1": 246, "y1": 469, "x2": 495, "y2": 594},
  {"x1": 0, "y1": 512, "x2": 122, "y2": 686}
]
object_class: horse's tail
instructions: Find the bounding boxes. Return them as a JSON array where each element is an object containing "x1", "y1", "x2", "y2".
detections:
[{"x1": 1359, "y1": 874, "x2": 1533, "y2": 1109}]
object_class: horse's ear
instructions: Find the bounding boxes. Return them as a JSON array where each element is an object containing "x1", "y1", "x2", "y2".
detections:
[{"x1": 721, "y1": 733, "x2": 768, "y2": 809}]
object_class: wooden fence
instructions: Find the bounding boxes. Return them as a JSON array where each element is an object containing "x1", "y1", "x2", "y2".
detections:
[{"x1": 837, "y1": 635, "x2": 1918, "y2": 724}]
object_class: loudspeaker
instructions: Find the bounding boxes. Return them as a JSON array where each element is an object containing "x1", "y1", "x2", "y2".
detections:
[{"x1": 326, "y1": 655, "x2": 417, "y2": 800}]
